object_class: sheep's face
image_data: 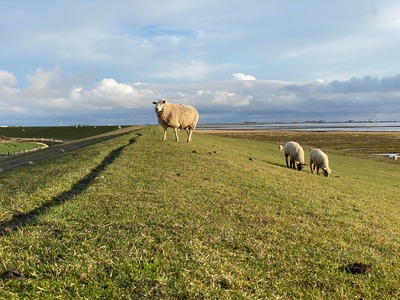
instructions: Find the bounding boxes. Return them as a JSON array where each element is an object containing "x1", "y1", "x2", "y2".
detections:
[
  {"x1": 153, "y1": 99, "x2": 167, "y2": 113},
  {"x1": 297, "y1": 162, "x2": 306, "y2": 171},
  {"x1": 322, "y1": 168, "x2": 331, "y2": 177}
]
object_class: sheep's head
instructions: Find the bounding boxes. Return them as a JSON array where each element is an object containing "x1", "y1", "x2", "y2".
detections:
[
  {"x1": 297, "y1": 162, "x2": 307, "y2": 171},
  {"x1": 322, "y1": 167, "x2": 332, "y2": 177},
  {"x1": 152, "y1": 99, "x2": 168, "y2": 113}
]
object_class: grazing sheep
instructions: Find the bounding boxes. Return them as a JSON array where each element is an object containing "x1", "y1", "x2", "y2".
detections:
[
  {"x1": 152, "y1": 99, "x2": 199, "y2": 142},
  {"x1": 279, "y1": 141, "x2": 307, "y2": 171},
  {"x1": 309, "y1": 148, "x2": 332, "y2": 177}
]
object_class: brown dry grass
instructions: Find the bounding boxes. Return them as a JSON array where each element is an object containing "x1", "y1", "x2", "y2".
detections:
[{"x1": 198, "y1": 130, "x2": 400, "y2": 161}]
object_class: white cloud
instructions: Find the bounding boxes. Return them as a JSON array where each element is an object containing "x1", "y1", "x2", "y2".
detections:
[
  {"x1": 232, "y1": 73, "x2": 256, "y2": 80},
  {"x1": 35, "y1": 97, "x2": 70, "y2": 109},
  {"x1": 26, "y1": 67, "x2": 62, "y2": 90},
  {"x1": 211, "y1": 91, "x2": 253, "y2": 107},
  {"x1": 2, "y1": 1, "x2": 400, "y2": 89},
  {"x1": 0, "y1": 70, "x2": 17, "y2": 87},
  {"x1": 313, "y1": 79, "x2": 325, "y2": 85},
  {"x1": 155, "y1": 60, "x2": 210, "y2": 81},
  {"x1": 1, "y1": 1, "x2": 400, "y2": 125},
  {"x1": 374, "y1": 4, "x2": 400, "y2": 30},
  {"x1": 23, "y1": 66, "x2": 67, "y2": 101},
  {"x1": 71, "y1": 78, "x2": 155, "y2": 110},
  {"x1": 2, "y1": 65, "x2": 400, "y2": 125},
  {"x1": 0, "y1": 70, "x2": 19, "y2": 97}
]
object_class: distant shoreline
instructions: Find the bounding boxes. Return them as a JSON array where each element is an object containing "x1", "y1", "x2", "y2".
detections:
[{"x1": 197, "y1": 121, "x2": 400, "y2": 132}]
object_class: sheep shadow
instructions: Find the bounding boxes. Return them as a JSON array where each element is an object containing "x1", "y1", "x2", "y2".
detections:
[{"x1": 0, "y1": 137, "x2": 137, "y2": 235}]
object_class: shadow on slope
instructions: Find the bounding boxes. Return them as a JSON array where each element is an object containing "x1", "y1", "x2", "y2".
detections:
[{"x1": 0, "y1": 136, "x2": 139, "y2": 235}]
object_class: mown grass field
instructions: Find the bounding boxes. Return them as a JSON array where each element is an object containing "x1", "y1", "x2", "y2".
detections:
[
  {"x1": 0, "y1": 142, "x2": 45, "y2": 156},
  {"x1": 0, "y1": 125, "x2": 130, "y2": 141},
  {"x1": 0, "y1": 126, "x2": 399, "y2": 299}
]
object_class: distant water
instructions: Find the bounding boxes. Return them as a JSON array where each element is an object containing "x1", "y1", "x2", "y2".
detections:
[{"x1": 197, "y1": 122, "x2": 400, "y2": 132}]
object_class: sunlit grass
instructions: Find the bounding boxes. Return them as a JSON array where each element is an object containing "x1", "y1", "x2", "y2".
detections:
[
  {"x1": 0, "y1": 142, "x2": 45, "y2": 155},
  {"x1": 0, "y1": 126, "x2": 399, "y2": 299}
]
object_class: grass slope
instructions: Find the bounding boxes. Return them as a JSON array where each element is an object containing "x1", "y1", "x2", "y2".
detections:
[
  {"x1": 0, "y1": 126, "x2": 399, "y2": 299},
  {"x1": 0, "y1": 126, "x2": 130, "y2": 140}
]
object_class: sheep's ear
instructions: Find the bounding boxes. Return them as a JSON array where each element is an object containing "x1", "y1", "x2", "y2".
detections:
[
  {"x1": 162, "y1": 99, "x2": 167, "y2": 103},
  {"x1": 152, "y1": 102, "x2": 157, "y2": 104}
]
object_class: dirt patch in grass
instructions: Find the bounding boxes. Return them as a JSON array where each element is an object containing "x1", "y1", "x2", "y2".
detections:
[{"x1": 343, "y1": 262, "x2": 372, "y2": 274}]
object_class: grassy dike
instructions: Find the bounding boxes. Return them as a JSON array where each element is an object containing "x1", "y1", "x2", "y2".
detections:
[{"x1": 0, "y1": 126, "x2": 399, "y2": 299}]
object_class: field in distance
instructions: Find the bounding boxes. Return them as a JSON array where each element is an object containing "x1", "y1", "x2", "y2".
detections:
[
  {"x1": 0, "y1": 125, "x2": 132, "y2": 141},
  {"x1": 200, "y1": 129, "x2": 400, "y2": 162}
]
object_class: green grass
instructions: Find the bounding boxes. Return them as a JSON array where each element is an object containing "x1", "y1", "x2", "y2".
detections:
[
  {"x1": 0, "y1": 142, "x2": 45, "y2": 155},
  {"x1": 0, "y1": 125, "x2": 130, "y2": 140},
  {"x1": 0, "y1": 126, "x2": 399, "y2": 299}
]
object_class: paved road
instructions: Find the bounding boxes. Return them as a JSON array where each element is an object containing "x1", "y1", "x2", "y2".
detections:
[{"x1": 0, "y1": 126, "x2": 143, "y2": 173}]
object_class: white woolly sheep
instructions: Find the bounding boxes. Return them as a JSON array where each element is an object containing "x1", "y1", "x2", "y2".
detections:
[
  {"x1": 152, "y1": 99, "x2": 199, "y2": 142},
  {"x1": 309, "y1": 148, "x2": 332, "y2": 177},
  {"x1": 279, "y1": 141, "x2": 307, "y2": 171}
]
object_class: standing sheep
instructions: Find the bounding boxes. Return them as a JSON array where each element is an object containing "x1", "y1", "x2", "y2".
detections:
[
  {"x1": 152, "y1": 99, "x2": 199, "y2": 142},
  {"x1": 309, "y1": 148, "x2": 332, "y2": 177},
  {"x1": 279, "y1": 141, "x2": 307, "y2": 171}
]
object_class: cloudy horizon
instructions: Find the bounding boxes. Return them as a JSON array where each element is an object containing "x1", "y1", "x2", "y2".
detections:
[{"x1": 1, "y1": 1, "x2": 400, "y2": 126}]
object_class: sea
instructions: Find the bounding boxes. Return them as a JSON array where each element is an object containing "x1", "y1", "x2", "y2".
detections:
[{"x1": 197, "y1": 121, "x2": 400, "y2": 132}]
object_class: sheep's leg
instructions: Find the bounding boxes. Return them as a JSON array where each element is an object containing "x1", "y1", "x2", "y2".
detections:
[
  {"x1": 187, "y1": 129, "x2": 193, "y2": 142},
  {"x1": 316, "y1": 167, "x2": 320, "y2": 175},
  {"x1": 163, "y1": 128, "x2": 167, "y2": 141},
  {"x1": 290, "y1": 159, "x2": 295, "y2": 169},
  {"x1": 310, "y1": 162, "x2": 314, "y2": 173},
  {"x1": 285, "y1": 155, "x2": 289, "y2": 168},
  {"x1": 173, "y1": 128, "x2": 179, "y2": 142}
]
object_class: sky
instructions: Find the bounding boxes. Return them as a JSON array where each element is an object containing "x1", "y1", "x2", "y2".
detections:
[{"x1": 1, "y1": 0, "x2": 400, "y2": 126}]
